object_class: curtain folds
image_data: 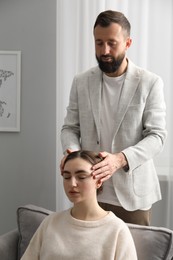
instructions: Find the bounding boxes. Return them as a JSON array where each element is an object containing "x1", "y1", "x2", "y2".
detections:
[{"x1": 56, "y1": 0, "x2": 173, "y2": 229}]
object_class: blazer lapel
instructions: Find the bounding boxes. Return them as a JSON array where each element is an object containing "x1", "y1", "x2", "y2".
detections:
[
  {"x1": 112, "y1": 60, "x2": 141, "y2": 137},
  {"x1": 88, "y1": 68, "x2": 102, "y2": 141}
]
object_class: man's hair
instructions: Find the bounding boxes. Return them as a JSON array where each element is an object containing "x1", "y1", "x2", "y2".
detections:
[
  {"x1": 94, "y1": 10, "x2": 131, "y2": 37},
  {"x1": 64, "y1": 150, "x2": 103, "y2": 194}
]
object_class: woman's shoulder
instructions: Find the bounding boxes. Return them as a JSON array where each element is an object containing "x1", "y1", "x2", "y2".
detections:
[
  {"x1": 107, "y1": 211, "x2": 131, "y2": 231},
  {"x1": 40, "y1": 208, "x2": 71, "y2": 227}
]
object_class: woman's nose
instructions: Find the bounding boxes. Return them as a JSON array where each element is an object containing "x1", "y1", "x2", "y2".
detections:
[{"x1": 70, "y1": 177, "x2": 77, "y2": 187}]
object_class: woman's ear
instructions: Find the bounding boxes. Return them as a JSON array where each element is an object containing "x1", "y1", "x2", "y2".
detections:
[
  {"x1": 96, "y1": 180, "x2": 103, "y2": 195},
  {"x1": 96, "y1": 179, "x2": 102, "y2": 189}
]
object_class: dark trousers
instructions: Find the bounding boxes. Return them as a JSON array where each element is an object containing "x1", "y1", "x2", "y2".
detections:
[{"x1": 99, "y1": 202, "x2": 151, "y2": 226}]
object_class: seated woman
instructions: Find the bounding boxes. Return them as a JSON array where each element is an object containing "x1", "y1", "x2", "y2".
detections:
[{"x1": 21, "y1": 150, "x2": 137, "y2": 260}]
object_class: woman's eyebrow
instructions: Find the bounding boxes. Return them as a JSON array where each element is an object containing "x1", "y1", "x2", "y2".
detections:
[
  {"x1": 62, "y1": 170, "x2": 71, "y2": 174},
  {"x1": 62, "y1": 170, "x2": 91, "y2": 175},
  {"x1": 75, "y1": 170, "x2": 91, "y2": 174}
]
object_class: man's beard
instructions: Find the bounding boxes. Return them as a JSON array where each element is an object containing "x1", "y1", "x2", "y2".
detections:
[{"x1": 96, "y1": 53, "x2": 125, "y2": 74}]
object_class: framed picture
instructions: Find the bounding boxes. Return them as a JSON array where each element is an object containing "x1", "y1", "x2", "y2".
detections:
[{"x1": 0, "y1": 51, "x2": 21, "y2": 132}]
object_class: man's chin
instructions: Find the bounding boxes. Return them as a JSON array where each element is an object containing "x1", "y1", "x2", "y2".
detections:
[{"x1": 99, "y1": 65, "x2": 117, "y2": 74}]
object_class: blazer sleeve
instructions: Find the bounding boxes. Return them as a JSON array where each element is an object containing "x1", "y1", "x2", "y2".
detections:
[{"x1": 61, "y1": 76, "x2": 81, "y2": 154}]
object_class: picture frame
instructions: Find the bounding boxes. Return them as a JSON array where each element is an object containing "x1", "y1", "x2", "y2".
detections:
[{"x1": 0, "y1": 51, "x2": 21, "y2": 132}]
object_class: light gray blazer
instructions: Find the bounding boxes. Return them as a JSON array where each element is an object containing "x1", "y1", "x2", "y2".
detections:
[{"x1": 61, "y1": 59, "x2": 167, "y2": 211}]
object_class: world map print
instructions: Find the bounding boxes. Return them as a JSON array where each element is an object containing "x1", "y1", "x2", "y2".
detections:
[{"x1": 0, "y1": 69, "x2": 14, "y2": 118}]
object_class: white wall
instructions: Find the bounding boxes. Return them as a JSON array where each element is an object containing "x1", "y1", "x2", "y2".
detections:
[{"x1": 0, "y1": 0, "x2": 56, "y2": 234}]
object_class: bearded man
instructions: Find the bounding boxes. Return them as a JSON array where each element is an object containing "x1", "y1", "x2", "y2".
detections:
[{"x1": 61, "y1": 10, "x2": 167, "y2": 226}]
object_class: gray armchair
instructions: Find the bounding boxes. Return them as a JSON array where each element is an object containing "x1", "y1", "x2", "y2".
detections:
[{"x1": 0, "y1": 204, "x2": 173, "y2": 260}]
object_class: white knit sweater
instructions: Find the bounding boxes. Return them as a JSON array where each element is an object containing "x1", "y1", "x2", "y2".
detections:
[{"x1": 21, "y1": 209, "x2": 137, "y2": 260}]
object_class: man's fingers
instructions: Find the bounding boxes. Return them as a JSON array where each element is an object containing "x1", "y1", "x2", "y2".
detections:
[
  {"x1": 92, "y1": 160, "x2": 108, "y2": 171},
  {"x1": 93, "y1": 169, "x2": 110, "y2": 179},
  {"x1": 66, "y1": 149, "x2": 73, "y2": 154}
]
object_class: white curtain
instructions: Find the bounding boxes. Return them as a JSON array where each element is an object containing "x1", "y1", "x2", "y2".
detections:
[{"x1": 56, "y1": 0, "x2": 173, "y2": 229}]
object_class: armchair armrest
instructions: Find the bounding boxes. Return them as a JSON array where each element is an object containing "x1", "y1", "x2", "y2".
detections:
[
  {"x1": 128, "y1": 223, "x2": 173, "y2": 260},
  {"x1": 0, "y1": 229, "x2": 19, "y2": 260}
]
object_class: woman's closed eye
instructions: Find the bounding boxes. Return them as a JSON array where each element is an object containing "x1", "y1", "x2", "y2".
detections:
[
  {"x1": 63, "y1": 175, "x2": 71, "y2": 180},
  {"x1": 63, "y1": 173, "x2": 91, "y2": 180},
  {"x1": 77, "y1": 175, "x2": 90, "y2": 180}
]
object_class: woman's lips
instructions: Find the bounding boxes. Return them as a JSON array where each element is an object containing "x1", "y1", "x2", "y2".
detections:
[{"x1": 69, "y1": 190, "x2": 80, "y2": 195}]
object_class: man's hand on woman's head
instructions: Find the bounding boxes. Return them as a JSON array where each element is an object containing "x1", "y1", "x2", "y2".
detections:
[
  {"x1": 60, "y1": 149, "x2": 73, "y2": 174},
  {"x1": 91, "y1": 152, "x2": 128, "y2": 183}
]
